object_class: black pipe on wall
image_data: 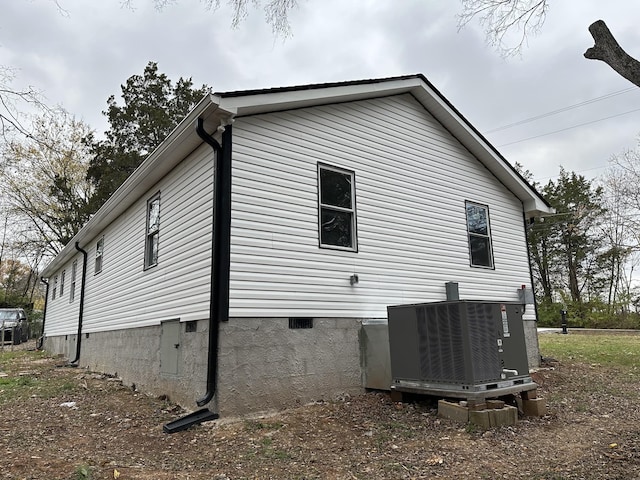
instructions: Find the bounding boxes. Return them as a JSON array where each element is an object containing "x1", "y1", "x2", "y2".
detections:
[
  {"x1": 37, "y1": 277, "x2": 49, "y2": 350},
  {"x1": 70, "y1": 242, "x2": 88, "y2": 364},
  {"x1": 196, "y1": 118, "x2": 233, "y2": 408}
]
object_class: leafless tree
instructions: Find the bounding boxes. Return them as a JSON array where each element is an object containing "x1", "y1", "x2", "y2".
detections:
[
  {"x1": 459, "y1": 1, "x2": 640, "y2": 87},
  {"x1": 0, "y1": 67, "x2": 46, "y2": 142},
  {"x1": 123, "y1": 0, "x2": 299, "y2": 36},
  {"x1": 458, "y1": 0, "x2": 549, "y2": 57}
]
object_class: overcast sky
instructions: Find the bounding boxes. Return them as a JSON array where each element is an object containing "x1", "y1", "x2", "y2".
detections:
[{"x1": 2, "y1": 0, "x2": 640, "y2": 185}]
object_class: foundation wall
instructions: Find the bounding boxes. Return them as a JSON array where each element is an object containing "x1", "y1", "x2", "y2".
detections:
[{"x1": 44, "y1": 317, "x2": 364, "y2": 416}]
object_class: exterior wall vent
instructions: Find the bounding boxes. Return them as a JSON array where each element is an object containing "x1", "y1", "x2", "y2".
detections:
[{"x1": 289, "y1": 318, "x2": 313, "y2": 329}]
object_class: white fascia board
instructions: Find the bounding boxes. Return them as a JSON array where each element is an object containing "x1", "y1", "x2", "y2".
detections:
[
  {"x1": 42, "y1": 94, "x2": 233, "y2": 277},
  {"x1": 218, "y1": 77, "x2": 425, "y2": 116}
]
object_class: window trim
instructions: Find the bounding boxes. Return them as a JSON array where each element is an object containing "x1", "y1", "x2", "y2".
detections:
[
  {"x1": 144, "y1": 192, "x2": 161, "y2": 270},
  {"x1": 465, "y1": 201, "x2": 495, "y2": 269},
  {"x1": 317, "y1": 163, "x2": 358, "y2": 252},
  {"x1": 95, "y1": 236, "x2": 104, "y2": 275}
]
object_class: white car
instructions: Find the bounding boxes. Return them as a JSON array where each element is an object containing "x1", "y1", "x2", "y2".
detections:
[{"x1": 0, "y1": 308, "x2": 29, "y2": 345}]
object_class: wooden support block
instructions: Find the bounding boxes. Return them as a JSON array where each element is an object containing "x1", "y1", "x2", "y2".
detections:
[
  {"x1": 521, "y1": 389, "x2": 538, "y2": 400},
  {"x1": 522, "y1": 397, "x2": 547, "y2": 417},
  {"x1": 438, "y1": 400, "x2": 469, "y2": 423}
]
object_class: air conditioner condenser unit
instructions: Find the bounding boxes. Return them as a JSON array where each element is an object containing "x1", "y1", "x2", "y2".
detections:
[{"x1": 387, "y1": 300, "x2": 536, "y2": 400}]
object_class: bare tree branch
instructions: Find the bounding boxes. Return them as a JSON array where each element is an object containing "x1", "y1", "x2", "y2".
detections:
[
  {"x1": 584, "y1": 20, "x2": 640, "y2": 88},
  {"x1": 0, "y1": 67, "x2": 47, "y2": 142},
  {"x1": 458, "y1": 0, "x2": 548, "y2": 57},
  {"x1": 121, "y1": 0, "x2": 297, "y2": 36}
]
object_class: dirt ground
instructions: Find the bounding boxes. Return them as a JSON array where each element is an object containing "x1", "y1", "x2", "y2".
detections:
[{"x1": 1, "y1": 340, "x2": 639, "y2": 480}]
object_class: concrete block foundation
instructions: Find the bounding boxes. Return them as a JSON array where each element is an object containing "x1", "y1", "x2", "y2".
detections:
[{"x1": 44, "y1": 317, "x2": 364, "y2": 417}]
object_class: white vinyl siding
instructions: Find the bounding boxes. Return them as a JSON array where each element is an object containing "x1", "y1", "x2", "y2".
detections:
[
  {"x1": 228, "y1": 93, "x2": 531, "y2": 317},
  {"x1": 44, "y1": 143, "x2": 214, "y2": 335},
  {"x1": 44, "y1": 257, "x2": 82, "y2": 336}
]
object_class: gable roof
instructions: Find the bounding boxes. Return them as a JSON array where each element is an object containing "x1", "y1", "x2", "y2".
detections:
[
  {"x1": 212, "y1": 74, "x2": 552, "y2": 216},
  {"x1": 42, "y1": 74, "x2": 552, "y2": 276}
]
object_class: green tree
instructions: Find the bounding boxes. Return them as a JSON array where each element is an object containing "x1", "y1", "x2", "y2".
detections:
[
  {"x1": 513, "y1": 162, "x2": 560, "y2": 304},
  {"x1": 86, "y1": 62, "x2": 209, "y2": 210},
  {"x1": 529, "y1": 170, "x2": 607, "y2": 318}
]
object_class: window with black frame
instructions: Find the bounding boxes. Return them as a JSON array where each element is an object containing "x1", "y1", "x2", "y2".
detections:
[
  {"x1": 465, "y1": 201, "x2": 494, "y2": 268},
  {"x1": 70, "y1": 260, "x2": 77, "y2": 302},
  {"x1": 95, "y1": 237, "x2": 104, "y2": 274},
  {"x1": 318, "y1": 164, "x2": 357, "y2": 251},
  {"x1": 145, "y1": 193, "x2": 160, "y2": 269}
]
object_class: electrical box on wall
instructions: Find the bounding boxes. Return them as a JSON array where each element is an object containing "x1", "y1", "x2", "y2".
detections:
[
  {"x1": 517, "y1": 286, "x2": 535, "y2": 305},
  {"x1": 387, "y1": 300, "x2": 534, "y2": 399}
]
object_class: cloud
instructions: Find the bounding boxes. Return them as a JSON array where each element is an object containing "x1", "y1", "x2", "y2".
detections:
[{"x1": 2, "y1": 0, "x2": 640, "y2": 181}]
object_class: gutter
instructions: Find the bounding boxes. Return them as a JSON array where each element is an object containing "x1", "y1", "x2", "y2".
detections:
[
  {"x1": 70, "y1": 242, "x2": 88, "y2": 365},
  {"x1": 163, "y1": 117, "x2": 233, "y2": 434},
  {"x1": 37, "y1": 277, "x2": 49, "y2": 350}
]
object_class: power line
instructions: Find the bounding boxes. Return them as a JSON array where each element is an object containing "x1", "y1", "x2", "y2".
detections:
[
  {"x1": 498, "y1": 107, "x2": 640, "y2": 148},
  {"x1": 534, "y1": 165, "x2": 609, "y2": 182},
  {"x1": 485, "y1": 87, "x2": 637, "y2": 133}
]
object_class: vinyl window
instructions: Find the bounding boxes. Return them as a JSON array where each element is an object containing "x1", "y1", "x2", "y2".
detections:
[
  {"x1": 70, "y1": 260, "x2": 77, "y2": 303},
  {"x1": 60, "y1": 270, "x2": 66, "y2": 297},
  {"x1": 465, "y1": 201, "x2": 494, "y2": 268},
  {"x1": 318, "y1": 164, "x2": 357, "y2": 251},
  {"x1": 95, "y1": 237, "x2": 104, "y2": 274},
  {"x1": 145, "y1": 192, "x2": 161, "y2": 269},
  {"x1": 52, "y1": 275, "x2": 58, "y2": 300}
]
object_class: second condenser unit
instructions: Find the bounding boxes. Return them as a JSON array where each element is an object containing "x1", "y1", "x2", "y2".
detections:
[{"x1": 387, "y1": 300, "x2": 535, "y2": 399}]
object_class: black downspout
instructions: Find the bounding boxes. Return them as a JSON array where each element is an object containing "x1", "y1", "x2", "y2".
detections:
[
  {"x1": 37, "y1": 278, "x2": 49, "y2": 350},
  {"x1": 523, "y1": 212, "x2": 539, "y2": 320},
  {"x1": 197, "y1": 119, "x2": 232, "y2": 407},
  {"x1": 524, "y1": 212, "x2": 543, "y2": 364},
  {"x1": 163, "y1": 118, "x2": 232, "y2": 433},
  {"x1": 70, "y1": 242, "x2": 88, "y2": 365}
]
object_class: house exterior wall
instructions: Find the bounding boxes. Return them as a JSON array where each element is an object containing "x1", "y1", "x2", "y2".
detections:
[
  {"x1": 42, "y1": 92, "x2": 541, "y2": 416},
  {"x1": 44, "y1": 256, "x2": 83, "y2": 337},
  {"x1": 43, "y1": 143, "x2": 215, "y2": 337},
  {"x1": 229, "y1": 93, "x2": 534, "y2": 317}
]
